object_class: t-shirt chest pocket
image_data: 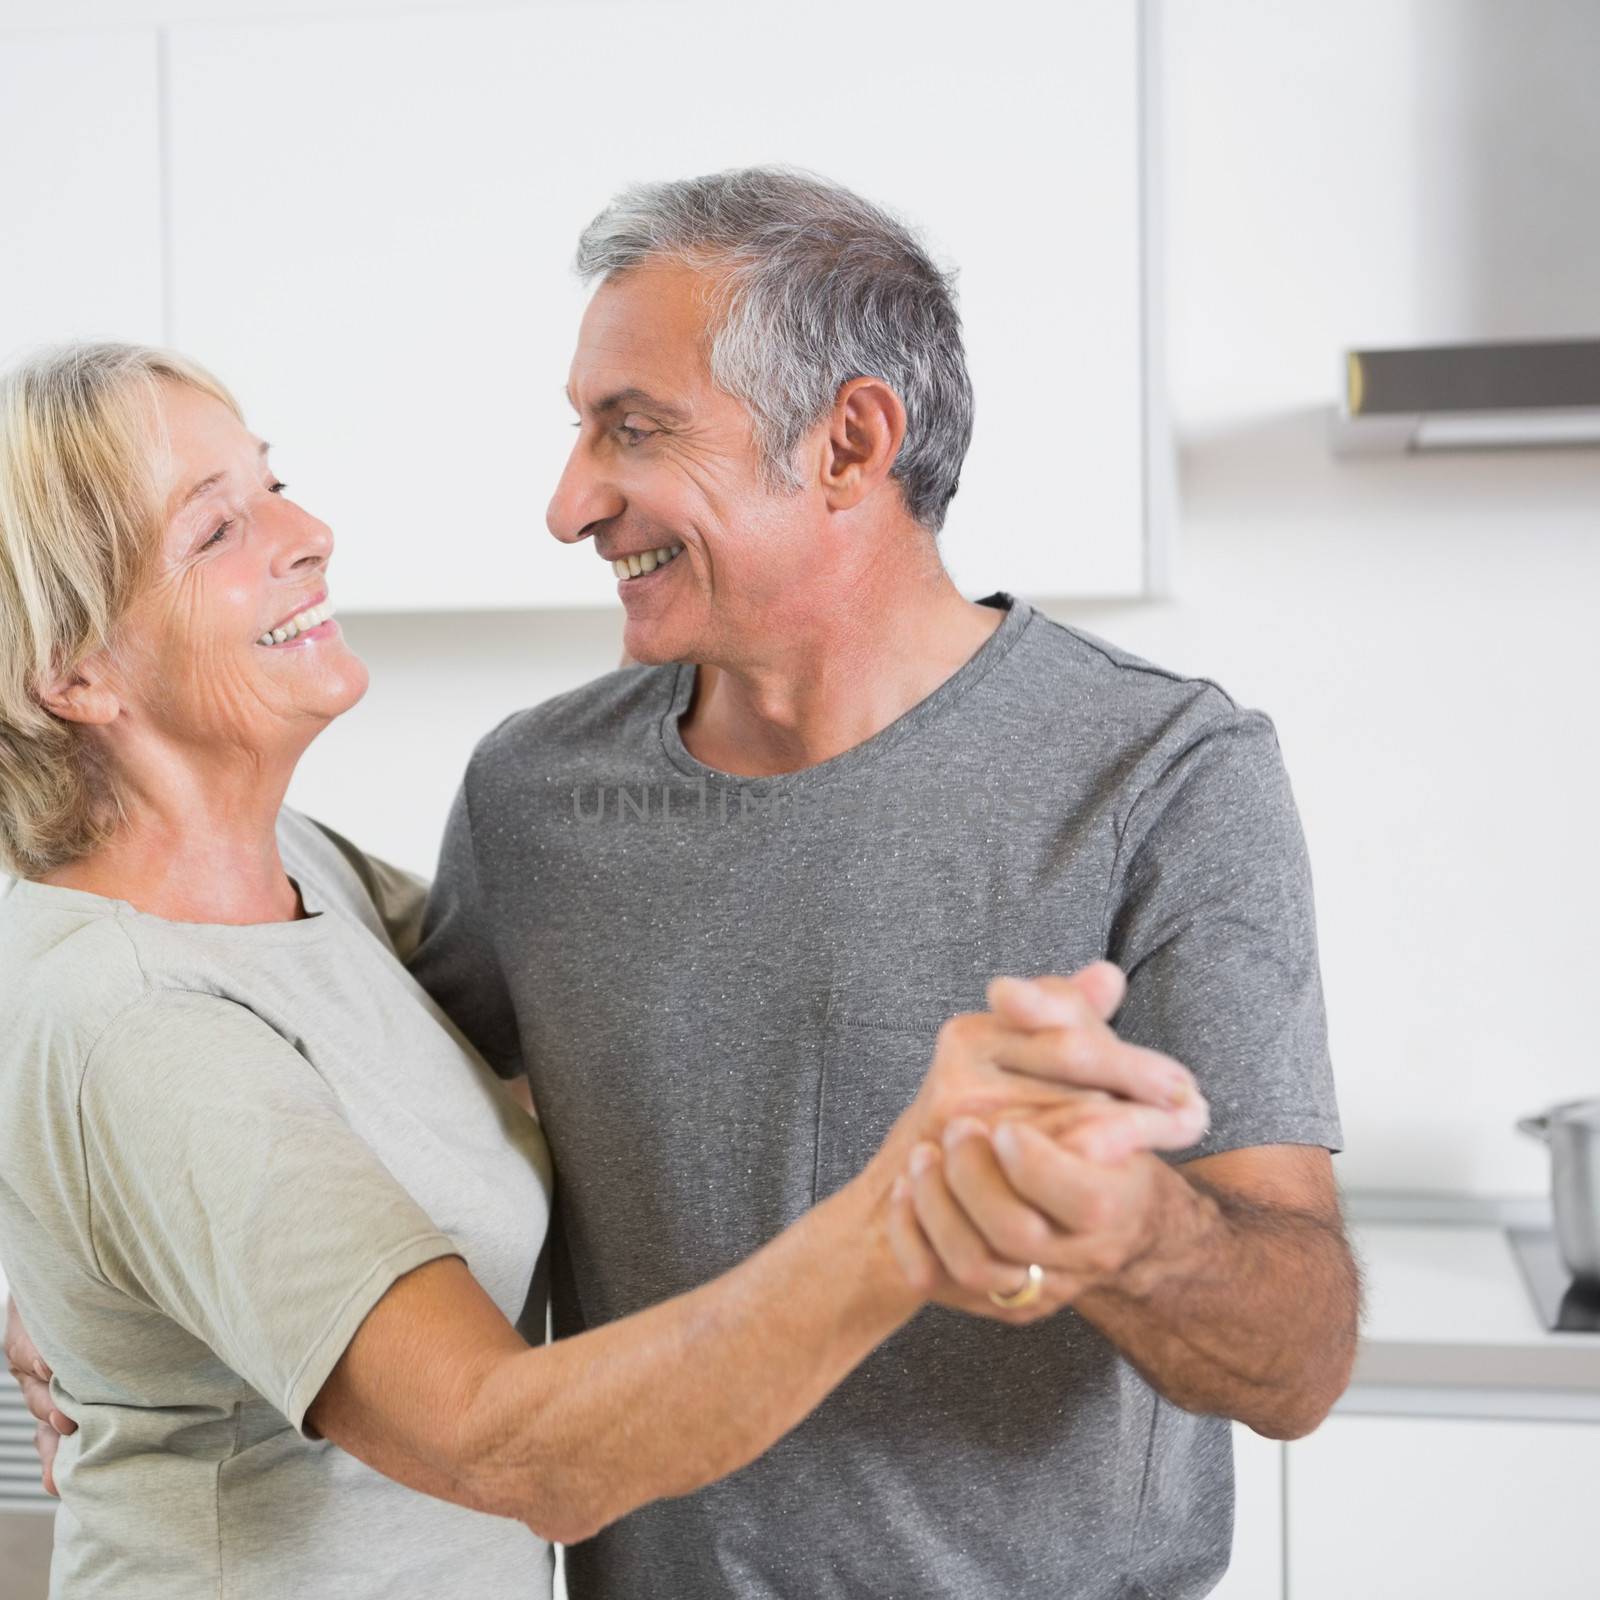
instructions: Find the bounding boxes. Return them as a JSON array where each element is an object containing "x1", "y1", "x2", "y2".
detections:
[{"x1": 812, "y1": 1013, "x2": 945, "y2": 1203}]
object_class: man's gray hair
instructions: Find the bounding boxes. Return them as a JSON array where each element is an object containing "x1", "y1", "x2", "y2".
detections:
[{"x1": 573, "y1": 166, "x2": 974, "y2": 534}]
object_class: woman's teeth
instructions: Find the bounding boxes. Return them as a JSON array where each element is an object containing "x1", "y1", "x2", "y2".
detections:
[
  {"x1": 257, "y1": 601, "x2": 333, "y2": 647},
  {"x1": 612, "y1": 543, "x2": 683, "y2": 580}
]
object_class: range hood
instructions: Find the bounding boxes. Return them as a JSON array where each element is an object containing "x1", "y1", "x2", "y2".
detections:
[{"x1": 1332, "y1": 337, "x2": 1600, "y2": 454}]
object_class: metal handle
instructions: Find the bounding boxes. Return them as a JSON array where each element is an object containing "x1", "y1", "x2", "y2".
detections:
[{"x1": 1516, "y1": 1113, "x2": 1551, "y2": 1143}]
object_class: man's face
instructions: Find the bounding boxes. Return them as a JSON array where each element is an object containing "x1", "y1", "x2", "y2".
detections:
[{"x1": 549, "y1": 261, "x2": 827, "y2": 666}]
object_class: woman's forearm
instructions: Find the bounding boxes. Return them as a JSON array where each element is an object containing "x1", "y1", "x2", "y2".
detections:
[
  {"x1": 462, "y1": 1167, "x2": 917, "y2": 1542},
  {"x1": 313, "y1": 998, "x2": 1159, "y2": 1535}
]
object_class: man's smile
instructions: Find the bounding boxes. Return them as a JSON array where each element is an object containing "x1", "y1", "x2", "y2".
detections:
[{"x1": 608, "y1": 542, "x2": 684, "y2": 581}]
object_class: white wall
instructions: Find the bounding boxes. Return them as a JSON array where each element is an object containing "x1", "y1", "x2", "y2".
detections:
[
  {"x1": 289, "y1": 1, "x2": 1600, "y2": 1201},
  {"x1": 1141, "y1": 0, "x2": 1600, "y2": 1198},
  {"x1": 4, "y1": 1, "x2": 1593, "y2": 1198}
]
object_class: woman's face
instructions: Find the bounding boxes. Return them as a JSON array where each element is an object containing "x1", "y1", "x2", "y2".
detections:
[{"x1": 107, "y1": 380, "x2": 368, "y2": 757}]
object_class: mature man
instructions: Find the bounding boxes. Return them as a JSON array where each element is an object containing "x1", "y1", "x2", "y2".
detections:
[
  {"x1": 10, "y1": 167, "x2": 1358, "y2": 1597},
  {"x1": 411, "y1": 168, "x2": 1359, "y2": 1597}
]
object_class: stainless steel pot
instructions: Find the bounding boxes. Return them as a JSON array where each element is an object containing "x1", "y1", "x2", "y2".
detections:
[{"x1": 1516, "y1": 1097, "x2": 1600, "y2": 1287}]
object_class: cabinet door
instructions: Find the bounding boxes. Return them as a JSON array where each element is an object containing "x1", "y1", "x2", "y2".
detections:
[
  {"x1": 1210, "y1": 1422, "x2": 1283, "y2": 1600},
  {"x1": 166, "y1": 0, "x2": 1149, "y2": 612},
  {"x1": 1287, "y1": 1414, "x2": 1600, "y2": 1600},
  {"x1": 0, "y1": 28, "x2": 164, "y2": 363}
]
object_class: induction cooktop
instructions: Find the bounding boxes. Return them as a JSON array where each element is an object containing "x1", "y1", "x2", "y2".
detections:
[{"x1": 1506, "y1": 1226, "x2": 1600, "y2": 1333}]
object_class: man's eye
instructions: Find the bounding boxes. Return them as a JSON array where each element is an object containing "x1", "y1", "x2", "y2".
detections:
[
  {"x1": 269, "y1": 480, "x2": 287, "y2": 494},
  {"x1": 200, "y1": 519, "x2": 233, "y2": 551},
  {"x1": 567, "y1": 419, "x2": 656, "y2": 444}
]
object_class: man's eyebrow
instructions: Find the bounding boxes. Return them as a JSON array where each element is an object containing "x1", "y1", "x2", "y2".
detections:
[
  {"x1": 177, "y1": 441, "x2": 271, "y2": 509},
  {"x1": 564, "y1": 386, "x2": 688, "y2": 423}
]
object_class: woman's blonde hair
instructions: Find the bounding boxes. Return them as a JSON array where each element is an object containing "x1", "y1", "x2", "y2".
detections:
[{"x1": 0, "y1": 341, "x2": 241, "y2": 877}]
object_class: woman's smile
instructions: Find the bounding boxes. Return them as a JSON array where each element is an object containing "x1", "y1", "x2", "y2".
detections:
[{"x1": 256, "y1": 594, "x2": 338, "y2": 648}]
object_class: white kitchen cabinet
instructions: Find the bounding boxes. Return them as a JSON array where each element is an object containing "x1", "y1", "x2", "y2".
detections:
[
  {"x1": 1286, "y1": 1413, "x2": 1600, "y2": 1600},
  {"x1": 1210, "y1": 1422, "x2": 1283, "y2": 1600},
  {"x1": 165, "y1": 0, "x2": 1162, "y2": 611},
  {"x1": 0, "y1": 27, "x2": 164, "y2": 364}
]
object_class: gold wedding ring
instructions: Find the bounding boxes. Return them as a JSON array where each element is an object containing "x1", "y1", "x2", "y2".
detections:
[{"x1": 987, "y1": 1262, "x2": 1045, "y2": 1309}]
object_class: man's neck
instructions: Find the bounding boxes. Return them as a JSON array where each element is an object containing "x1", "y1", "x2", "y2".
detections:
[{"x1": 678, "y1": 572, "x2": 1005, "y2": 779}]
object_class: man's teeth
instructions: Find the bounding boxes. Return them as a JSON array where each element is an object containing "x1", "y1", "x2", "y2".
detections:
[
  {"x1": 612, "y1": 543, "x2": 683, "y2": 580},
  {"x1": 257, "y1": 602, "x2": 333, "y2": 647}
]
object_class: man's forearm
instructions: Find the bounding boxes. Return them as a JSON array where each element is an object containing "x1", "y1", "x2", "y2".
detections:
[{"x1": 1073, "y1": 1161, "x2": 1362, "y2": 1440}]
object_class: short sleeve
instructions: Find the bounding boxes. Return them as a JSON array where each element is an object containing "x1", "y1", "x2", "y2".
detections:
[
  {"x1": 1104, "y1": 709, "x2": 1344, "y2": 1162},
  {"x1": 411, "y1": 780, "x2": 525, "y2": 1079},
  {"x1": 78, "y1": 990, "x2": 461, "y2": 1433},
  {"x1": 297, "y1": 814, "x2": 431, "y2": 961}
]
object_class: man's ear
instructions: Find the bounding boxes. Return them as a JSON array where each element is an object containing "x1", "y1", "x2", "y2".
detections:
[
  {"x1": 36, "y1": 655, "x2": 121, "y2": 727},
  {"x1": 819, "y1": 377, "x2": 908, "y2": 514}
]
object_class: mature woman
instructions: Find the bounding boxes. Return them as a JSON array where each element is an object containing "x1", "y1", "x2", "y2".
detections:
[{"x1": 0, "y1": 342, "x2": 1195, "y2": 1598}]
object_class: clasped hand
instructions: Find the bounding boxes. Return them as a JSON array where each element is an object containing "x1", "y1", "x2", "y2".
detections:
[{"x1": 882, "y1": 960, "x2": 1210, "y2": 1324}]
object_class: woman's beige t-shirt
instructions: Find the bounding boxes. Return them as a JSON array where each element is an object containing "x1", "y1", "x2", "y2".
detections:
[{"x1": 0, "y1": 808, "x2": 554, "y2": 1599}]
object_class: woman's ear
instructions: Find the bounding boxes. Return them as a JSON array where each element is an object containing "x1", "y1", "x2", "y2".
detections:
[
  {"x1": 36, "y1": 656, "x2": 121, "y2": 727},
  {"x1": 819, "y1": 377, "x2": 908, "y2": 514}
]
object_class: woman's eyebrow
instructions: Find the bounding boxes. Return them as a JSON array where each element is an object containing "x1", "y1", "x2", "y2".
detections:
[{"x1": 176, "y1": 441, "x2": 272, "y2": 509}]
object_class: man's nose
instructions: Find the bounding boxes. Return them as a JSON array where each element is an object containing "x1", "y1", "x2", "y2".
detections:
[{"x1": 547, "y1": 441, "x2": 625, "y2": 545}]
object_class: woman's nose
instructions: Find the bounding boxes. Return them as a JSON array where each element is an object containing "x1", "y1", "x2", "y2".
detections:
[
  {"x1": 272, "y1": 500, "x2": 333, "y2": 575},
  {"x1": 547, "y1": 442, "x2": 625, "y2": 545}
]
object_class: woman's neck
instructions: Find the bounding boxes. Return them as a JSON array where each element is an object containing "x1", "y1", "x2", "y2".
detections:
[
  {"x1": 40, "y1": 757, "x2": 306, "y2": 925},
  {"x1": 44, "y1": 835, "x2": 305, "y2": 925}
]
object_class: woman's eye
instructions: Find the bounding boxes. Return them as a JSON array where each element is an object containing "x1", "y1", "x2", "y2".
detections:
[
  {"x1": 269, "y1": 480, "x2": 287, "y2": 494},
  {"x1": 200, "y1": 519, "x2": 233, "y2": 551}
]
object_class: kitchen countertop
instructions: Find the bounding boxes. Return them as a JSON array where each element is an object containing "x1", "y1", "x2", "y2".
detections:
[
  {"x1": 1338, "y1": 1190, "x2": 1600, "y2": 1421},
  {"x1": 7, "y1": 1198, "x2": 1600, "y2": 1422}
]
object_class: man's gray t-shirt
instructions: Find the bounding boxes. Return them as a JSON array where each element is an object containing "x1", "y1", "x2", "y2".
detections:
[{"x1": 413, "y1": 592, "x2": 1343, "y2": 1600}]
